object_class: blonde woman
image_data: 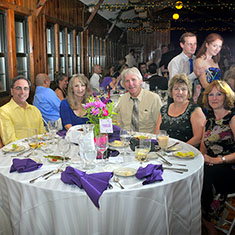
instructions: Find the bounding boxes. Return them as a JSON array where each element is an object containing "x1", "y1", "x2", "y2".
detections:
[
  {"x1": 60, "y1": 74, "x2": 91, "y2": 130},
  {"x1": 155, "y1": 73, "x2": 206, "y2": 147}
]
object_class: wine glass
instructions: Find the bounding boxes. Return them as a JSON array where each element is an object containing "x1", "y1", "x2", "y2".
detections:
[
  {"x1": 120, "y1": 129, "x2": 131, "y2": 156},
  {"x1": 135, "y1": 139, "x2": 151, "y2": 164},
  {"x1": 28, "y1": 128, "x2": 38, "y2": 156},
  {"x1": 48, "y1": 120, "x2": 58, "y2": 145},
  {"x1": 95, "y1": 134, "x2": 108, "y2": 164},
  {"x1": 57, "y1": 138, "x2": 71, "y2": 167}
]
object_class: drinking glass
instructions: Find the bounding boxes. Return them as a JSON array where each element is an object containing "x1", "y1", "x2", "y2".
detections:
[
  {"x1": 135, "y1": 139, "x2": 151, "y2": 164},
  {"x1": 57, "y1": 138, "x2": 71, "y2": 167},
  {"x1": 48, "y1": 120, "x2": 58, "y2": 145},
  {"x1": 156, "y1": 130, "x2": 169, "y2": 151},
  {"x1": 28, "y1": 128, "x2": 38, "y2": 156},
  {"x1": 120, "y1": 129, "x2": 131, "y2": 156},
  {"x1": 95, "y1": 133, "x2": 108, "y2": 164},
  {"x1": 83, "y1": 149, "x2": 97, "y2": 169},
  {"x1": 99, "y1": 87, "x2": 105, "y2": 96}
]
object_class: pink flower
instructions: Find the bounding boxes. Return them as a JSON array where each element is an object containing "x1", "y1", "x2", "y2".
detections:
[
  {"x1": 91, "y1": 108, "x2": 100, "y2": 115},
  {"x1": 102, "y1": 108, "x2": 109, "y2": 116}
]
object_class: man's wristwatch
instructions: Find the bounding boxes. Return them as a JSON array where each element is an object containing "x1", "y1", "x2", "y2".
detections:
[{"x1": 219, "y1": 155, "x2": 226, "y2": 164}]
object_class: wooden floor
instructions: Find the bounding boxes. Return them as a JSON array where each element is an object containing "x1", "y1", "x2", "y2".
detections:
[{"x1": 202, "y1": 197, "x2": 235, "y2": 235}]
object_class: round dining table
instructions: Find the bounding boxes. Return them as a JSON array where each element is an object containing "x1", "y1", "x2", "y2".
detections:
[{"x1": 0, "y1": 135, "x2": 204, "y2": 235}]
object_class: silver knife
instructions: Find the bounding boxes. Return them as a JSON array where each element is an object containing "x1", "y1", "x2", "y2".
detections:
[{"x1": 29, "y1": 170, "x2": 54, "y2": 184}]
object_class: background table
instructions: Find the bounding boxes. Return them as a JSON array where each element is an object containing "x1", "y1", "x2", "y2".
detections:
[{"x1": 0, "y1": 138, "x2": 204, "y2": 235}]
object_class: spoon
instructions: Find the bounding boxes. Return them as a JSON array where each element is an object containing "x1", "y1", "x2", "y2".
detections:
[{"x1": 114, "y1": 177, "x2": 125, "y2": 189}]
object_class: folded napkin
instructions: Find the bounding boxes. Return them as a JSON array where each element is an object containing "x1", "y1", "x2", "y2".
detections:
[
  {"x1": 61, "y1": 166, "x2": 113, "y2": 208},
  {"x1": 136, "y1": 164, "x2": 163, "y2": 185},
  {"x1": 57, "y1": 130, "x2": 67, "y2": 138},
  {"x1": 108, "y1": 125, "x2": 121, "y2": 142},
  {"x1": 10, "y1": 158, "x2": 43, "y2": 173}
]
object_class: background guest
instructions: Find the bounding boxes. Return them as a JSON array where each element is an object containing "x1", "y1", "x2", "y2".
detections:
[
  {"x1": 223, "y1": 64, "x2": 235, "y2": 91},
  {"x1": 54, "y1": 71, "x2": 68, "y2": 100},
  {"x1": 138, "y1": 62, "x2": 148, "y2": 80},
  {"x1": 90, "y1": 65, "x2": 102, "y2": 92},
  {"x1": 155, "y1": 74, "x2": 205, "y2": 147},
  {"x1": 0, "y1": 76, "x2": 45, "y2": 145},
  {"x1": 200, "y1": 80, "x2": 235, "y2": 234},
  {"x1": 33, "y1": 73, "x2": 61, "y2": 123},
  {"x1": 194, "y1": 33, "x2": 223, "y2": 104},
  {"x1": 125, "y1": 49, "x2": 137, "y2": 68},
  {"x1": 168, "y1": 32, "x2": 197, "y2": 82},
  {"x1": 148, "y1": 63, "x2": 168, "y2": 91},
  {"x1": 116, "y1": 67, "x2": 162, "y2": 133},
  {"x1": 60, "y1": 74, "x2": 90, "y2": 130}
]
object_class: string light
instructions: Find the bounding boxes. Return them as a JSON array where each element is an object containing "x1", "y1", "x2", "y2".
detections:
[
  {"x1": 173, "y1": 13, "x2": 180, "y2": 20},
  {"x1": 175, "y1": 1, "x2": 183, "y2": 9}
]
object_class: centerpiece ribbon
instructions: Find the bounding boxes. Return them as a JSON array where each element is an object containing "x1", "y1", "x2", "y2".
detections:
[{"x1": 61, "y1": 166, "x2": 113, "y2": 208}]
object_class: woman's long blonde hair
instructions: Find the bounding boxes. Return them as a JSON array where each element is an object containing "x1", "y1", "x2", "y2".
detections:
[{"x1": 67, "y1": 74, "x2": 91, "y2": 109}]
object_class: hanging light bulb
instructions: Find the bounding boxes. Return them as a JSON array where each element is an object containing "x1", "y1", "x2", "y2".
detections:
[
  {"x1": 175, "y1": 1, "x2": 183, "y2": 10},
  {"x1": 173, "y1": 13, "x2": 180, "y2": 20}
]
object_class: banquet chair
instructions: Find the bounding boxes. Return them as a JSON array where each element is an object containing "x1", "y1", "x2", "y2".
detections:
[{"x1": 215, "y1": 193, "x2": 235, "y2": 235}]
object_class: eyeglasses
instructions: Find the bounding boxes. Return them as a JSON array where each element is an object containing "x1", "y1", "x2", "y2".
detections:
[{"x1": 13, "y1": 86, "x2": 30, "y2": 91}]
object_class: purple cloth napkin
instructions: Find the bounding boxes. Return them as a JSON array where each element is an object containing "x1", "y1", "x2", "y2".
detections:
[
  {"x1": 61, "y1": 166, "x2": 113, "y2": 208},
  {"x1": 136, "y1": 164, "x2": 163, "y2": 185},
  {"x1": 10, "y1": 158, "x2": 43, "y2": 173},
  {"x1": 57, "y1": 130, "x2": 67, "y2": 137},
  {"x1": 108, "y1": 125, "x2": 121, "y2": 142}
]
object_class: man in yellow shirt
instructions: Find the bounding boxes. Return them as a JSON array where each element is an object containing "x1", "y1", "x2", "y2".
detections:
[{"x1": 0, "y1": 76, "x2": 45, "y2": 145}]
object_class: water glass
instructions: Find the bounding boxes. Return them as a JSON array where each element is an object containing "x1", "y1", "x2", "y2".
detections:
[
  {"x1": 120, "y1": 129, "x2": 131, "y2": 156},
  {"x1": 57, "y1": 138, "x2": 71, "y2": 166},
  {"x1": 28, "y1": 128, "x2": 38, "y2": 156},
  {"x1": 156, "y1": 130, "x2": 169, "y2": 151}
]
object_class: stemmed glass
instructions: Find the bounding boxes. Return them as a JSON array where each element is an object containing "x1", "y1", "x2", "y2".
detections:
[
  {"x1": 48, "y1": 120, "x2": 59, "y2": 145},
  {"x1": 28, "y1": 128, "x2": 38, "y2": 156},
  {"x1": 135, "y1": 139, "x2": 151, "y2": 164},
  {"x1": 120, "y1": 129, "x2": 131, "y2": 156},
  {"x1": 57, "y1": 138, "x2": 71, "y2": 167},
  {"x1": 83, "y1": 149, "x2": 97, "y2": 169},
  {"x1": 95, "y1": 134, "x2": 108, "y2": 164}
]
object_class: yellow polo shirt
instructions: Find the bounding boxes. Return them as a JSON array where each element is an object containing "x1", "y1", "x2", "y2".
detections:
[{"x1": 0, "y1": 98, "x2": 45, "y2": 145}]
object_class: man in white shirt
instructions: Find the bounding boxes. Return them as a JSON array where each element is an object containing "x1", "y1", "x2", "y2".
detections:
[
  {"x1": 168, "y1": 32, "x2": 197, "y2": 83},
  {"x1": 125, "y1": 49, "x2": 137, "y2": 68},
  {"x1": 90, "y1": 65, "x2": 102, "y2": 92}
]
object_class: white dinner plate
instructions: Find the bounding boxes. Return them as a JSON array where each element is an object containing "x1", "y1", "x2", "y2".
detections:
[
  {"x1": 108, "y1": 141, "x2": 129, "y2": 148},
  {"x1": 2, "y1": 144, "x2": 25, "y2": 153},
  {"x1": 113, "y1": 167, "x2": 137, "y2": 177}
]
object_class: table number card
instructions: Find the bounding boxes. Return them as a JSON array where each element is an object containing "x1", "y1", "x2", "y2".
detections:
[{"x1": 99, "y1": 118, "x2": 113, "y2": 133}]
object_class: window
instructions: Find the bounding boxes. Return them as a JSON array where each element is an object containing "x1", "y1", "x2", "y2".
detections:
[
  {"x1": 88, "y1": 35, "x2": 92, "y2": 74},
  {"x1": 15, "y1": 16, "x2": 29, "y2": 79},
  {"x1": 46, "y1": 24, "x2": 55, "y2": 81},
  {"x1": 76, "y1": 32, "x2": 81, "y2": 73},
  {"x1": 101, "y1": 39, "x2": 105, "y2": 68},
  {"x1": 0, "y1": 12, "x2": 7, "y2": 92},
  {"x1": 67, "y1": 30, "x2": 73, "y2": 77},
  {"x1": 59, "y1": 28, "x2": 66, "y2": 73}
]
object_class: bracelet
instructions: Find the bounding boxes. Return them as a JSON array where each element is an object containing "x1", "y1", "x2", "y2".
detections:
[{"x1": 219, "y1": 155, "x2": 226, "y2": 164}]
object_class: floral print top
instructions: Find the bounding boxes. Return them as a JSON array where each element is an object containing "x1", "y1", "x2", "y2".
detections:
[{"x1": 204, "y1": 111, "x2": 235, "y2": 158}]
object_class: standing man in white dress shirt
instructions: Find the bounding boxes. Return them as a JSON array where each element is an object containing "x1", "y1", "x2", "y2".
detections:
[
  {"x1": 90, "y1": 64, "x2": 102, "y2": 92},
  {"x1": 168, "y1": 32, "x2": 197, "y2": 83}
]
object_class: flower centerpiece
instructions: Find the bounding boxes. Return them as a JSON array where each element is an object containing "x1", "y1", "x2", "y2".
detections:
[{"x1": 83, "y1": 94, "x2": 116, "y2": 137}]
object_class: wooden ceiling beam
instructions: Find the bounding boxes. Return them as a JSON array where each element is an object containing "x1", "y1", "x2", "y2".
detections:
[
  {"x1": 83, "y1": 0, "x2": 104, "y2": 31},
  {"x1": 36, "y1": 0, "x2": 48, "y2": 17}
]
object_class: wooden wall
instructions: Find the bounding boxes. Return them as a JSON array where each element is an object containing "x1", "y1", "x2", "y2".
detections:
[{"x1": 0, "y1": 0, "x2": 170, "y2": 106}]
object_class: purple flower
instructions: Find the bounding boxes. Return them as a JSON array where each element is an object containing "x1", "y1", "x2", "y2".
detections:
[
  {"x1": 91, "y1": 108, "x2": 100, "y2": 115},
  {"x1": 94, "y1": 101, "x2": 106, "y2": 108}
]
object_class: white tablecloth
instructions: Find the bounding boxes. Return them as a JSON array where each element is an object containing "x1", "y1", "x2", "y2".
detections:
[{"x1": 0, "y1": 138, "x2": 204, "y2": 235}]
